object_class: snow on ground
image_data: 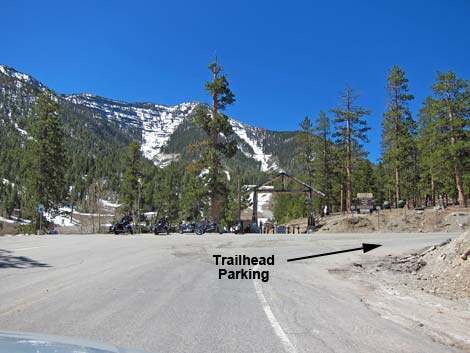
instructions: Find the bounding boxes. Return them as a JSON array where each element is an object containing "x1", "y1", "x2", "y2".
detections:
[
  {"x1": 45, "y1": 211, "x2": 80, "y2": 227},
  {"x1": 0, "y1": 216, "x2": 16, "y2": 224},
  {"x1": 153, "y1": 153, "x2": 180, "y2": 168},
  {"x1": 244, "y1": 185, "x2": 274, "y2": 224},
  {"x1": 14, "y1": 123, "x2": 29, "y2": 138},
  {"x1": 60, "y1": 204, "x2": 114, "y2": 217},
  {"x1": 2, "y1": 178, "x2": 12, "y2": 186},
  {"x1": 100, "y1": 199, "x2": 121, "y2": 208}
]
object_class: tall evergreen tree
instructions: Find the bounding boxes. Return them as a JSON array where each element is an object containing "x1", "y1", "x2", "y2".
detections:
[
  {"x1": 418, "y1": 71, "x2": 470, "y2": 207},
  {"x1": 313, "y1": 111, "x2": 334, "y2": 210},
  {"x1": 331, "y1": 85, "x2": 371, "y2": 211},
  {"x1": 191, "y1": 60, "x2": 238, "y2": 223},
  {"x1": 180, "y1": 172, "x2": 208, "y2": 221},
  {"x1": 223, "y1": 170, "x2": 252, "y2": 226},
  {"x1": 154, "y1": 162, "x2": 182, "y2": 220},
  {"x1": 295, "y1": 116, "x2": 315, "y2": 186},
  {"x1": 120, "y1": 141, "x2": 142, "y2": 217},
  {"x1": 382, "y1": 66, "x2": 415, "y2": 206},
  {"x1": 23, "y1": 93, "x2": 67, "y2": 230}
]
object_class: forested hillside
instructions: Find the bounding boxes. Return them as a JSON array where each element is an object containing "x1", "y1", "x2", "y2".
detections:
[
  {"x1": 0, "y1": 64, "x2": 293, "y2": 228},
  {"x1": 0, "y1": 63, "x2": 468, "y2": 231}
]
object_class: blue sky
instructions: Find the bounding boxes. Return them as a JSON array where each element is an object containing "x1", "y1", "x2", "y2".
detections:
[{"x1": 2, "y1": 0, "x2": 470, "y2": 162}]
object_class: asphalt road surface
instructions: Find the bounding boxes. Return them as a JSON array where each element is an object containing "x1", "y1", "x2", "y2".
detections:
[{"x1": 0, "y1": 232, "x2": 464, "y2": 353}]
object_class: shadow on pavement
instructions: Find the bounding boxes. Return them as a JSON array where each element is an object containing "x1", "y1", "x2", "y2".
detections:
[{"x1": 0, "y1": 249, "x2": 51, "y2": 269}]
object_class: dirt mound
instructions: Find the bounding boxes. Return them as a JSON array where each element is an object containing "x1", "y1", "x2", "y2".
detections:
[
  {"x1": 317, "y1": 208, "x2": 470, "y2": 233},
  {"x1": 319, "y1": 215, "x2": 376, "y2": 232},
  {"x1": 383, "y1": 231, "x2": 470, "y2": 300}
]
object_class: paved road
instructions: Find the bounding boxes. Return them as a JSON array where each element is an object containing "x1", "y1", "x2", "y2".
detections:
[{"x1": 0, "y1": 232, "x2": 464, "y2": 353}]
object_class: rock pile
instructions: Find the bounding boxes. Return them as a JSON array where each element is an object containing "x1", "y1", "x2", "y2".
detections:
[{"x1": 384, "y1": 231, "x2": 470, "y2": 300}]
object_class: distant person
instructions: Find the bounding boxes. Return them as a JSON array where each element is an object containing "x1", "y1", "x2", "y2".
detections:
[{"x1": 323, "y1": 205, "x2": 328, "y2": 217}]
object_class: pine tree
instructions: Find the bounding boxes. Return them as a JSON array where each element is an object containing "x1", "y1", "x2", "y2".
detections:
[
  {"x1": 191, "y1": 60, "x2": 238, "y2": 223},
  {"x1": 418, "y1": 71, "x2": 469, "y2": 207},
  {"x1": 223, "y1": 170, "x2": 252, "y2": 226},
  {"x1": 382, "y1": 66, "x2": 415, "y2": 207},
  {"x1": 313, "y1": 111, "x2": 334, "y2": 210},
  {"x1": 180, "y1": 171, "x2": 208, "y2": 221},
  {"x1": 120, "y1": 141, "x2": 142, "y2": 218},
  {"x1": 23, "y1": 93, "x2": 67, "y2": 231},
  {"x1": 159, "y1": 162, "x2": 182, "y2": 220},
  {"x1": 295, "y1": 116, "x2": 315, "y2": 186},
  {"x1": 331, "y1": 85, "x2": 371, "y2": 211}
]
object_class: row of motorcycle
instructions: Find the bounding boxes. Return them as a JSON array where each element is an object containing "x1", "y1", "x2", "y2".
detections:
[{"x1": 109, "y1": 215, "x2": 242, "y2": 235}]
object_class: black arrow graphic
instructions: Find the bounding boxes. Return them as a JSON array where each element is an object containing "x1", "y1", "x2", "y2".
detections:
[{"x1": 286, "y1": 243, "x2": 382, "y2": 262}]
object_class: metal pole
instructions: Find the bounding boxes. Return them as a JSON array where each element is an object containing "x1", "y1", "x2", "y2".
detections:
[
  {"x1": 137, "y1": 178, "x2": 141, "y2": 234},
  {"x1": 237, "y1": 177, "x2": 241, "y2": 224}
]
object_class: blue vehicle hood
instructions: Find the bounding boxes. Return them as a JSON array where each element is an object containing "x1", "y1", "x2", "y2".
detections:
[{"x1": 0, "y1": 331, "x2": 152, "y2": 353}]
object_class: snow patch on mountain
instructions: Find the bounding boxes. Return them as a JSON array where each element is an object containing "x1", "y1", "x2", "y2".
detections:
[
  {"x1": 0, "y1": 64, "x2": 48, "y2": 92},
  {"x1": 62, "y1": 94, "x2": 280, "y2": 171},
  {"x1": 63, "y1": 94, "x2": 198, "y2": 166},
  {"x1": 139, "y1": 102, "x2": 197, "y2": 165},
  {"x1": 230, "y1": 119, "x2": 277, "y2": 172}
]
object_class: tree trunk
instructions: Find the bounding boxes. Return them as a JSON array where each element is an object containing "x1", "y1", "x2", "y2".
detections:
[
  {"x1": 448, "y1": 109, "x2": 467, "y2": 207},
  {"x1": 211, "y1": 194, "x2": 220, "y2": 224},
  {"x1": 340, "y1": 182, "x2": 344, "y2": 213},
  {"x1": 395, "y1": 166, "x2": 401, "y2": 206},
  {"x1": 323, "y1": 128, "x2": 329, "y2": 207},
  {"x1": 394, "y1": 90, "x2": 401, "y2": 208},
  {"x1": 431, "y1": 175, "x2": 436, "y2": 206},
  {"x1": 346, "y1": 114, "x2": 352, "y2": 212},
  {"x1": 454, "y1": 162, "x2": 466, "y2": 207},
  {"x1": 210, "y1": 64, "x2": 221, "y2": 223}
]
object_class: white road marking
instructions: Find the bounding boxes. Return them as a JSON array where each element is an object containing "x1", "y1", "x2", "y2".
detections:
[
  {"x1": 13, "y1": 246, "x2": 48, "y2": 251},
  {"x1": 253, "y1": 265, "x2": 298, "y2": 353}
]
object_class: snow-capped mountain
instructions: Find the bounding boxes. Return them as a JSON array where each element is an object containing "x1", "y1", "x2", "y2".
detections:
[
  {"x1": 0, "y1": 64, "x2": 296, "y2": 171},
  {"x1": 0, "y1": 65, "x2": 48, "y2": 93},
  {"x1": 63, "y1": 94, "x2": 201, "y2": 166},
  {"x1": 61, "y1": 93, "x2": 281, "y2": 171},
  {"x1": 230, "y1": 119, "x2": 278, "y2": 171}
]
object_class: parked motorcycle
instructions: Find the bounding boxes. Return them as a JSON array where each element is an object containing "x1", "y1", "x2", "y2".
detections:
[
  {"x1": 195, "y1": 221, "x2": 222, "y2": 235},
  {"x1": 109, "y1": 216, "x2": 134, "y2": 235},
  {"x1": 233, "y1": 222, "x2": 243, "y2": 234},
  {"x1": 179, "y1": 221, "x2": 196, "y2": 234},
  {"x1": 153, "y1": 217, "x2": 171, "y2": 235}
]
